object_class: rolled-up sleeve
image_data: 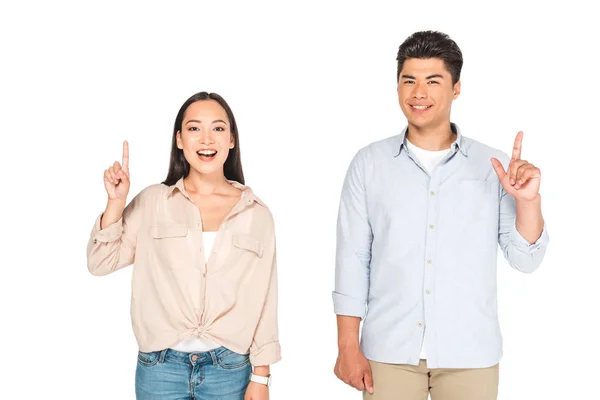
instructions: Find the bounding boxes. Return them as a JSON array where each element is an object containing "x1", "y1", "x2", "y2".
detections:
[
  {"x1": 86, "y1": 190, "x2": 146, "y2": 276},
  {"x1": 333, "y1": 149, "x2": 372, "y2": 319},
  {"x1": 497, "y1": 154, "x2": 550, "y2": 273},
  {"x1": 250, "y1": 246, "x2": 281, "y2": 366}
]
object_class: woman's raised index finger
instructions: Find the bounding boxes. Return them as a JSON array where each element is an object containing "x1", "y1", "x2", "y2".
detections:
[{"x1": 122, "y1": 140, "x2": 129, "y2": 170}]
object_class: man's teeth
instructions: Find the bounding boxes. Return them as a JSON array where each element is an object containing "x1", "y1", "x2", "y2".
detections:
[
  {"x1": 197, "y1": 150, "x2": 217, "y2": 156},
  {"x1": 412, "y1": 105, "x2": 431, "y2": 110}
]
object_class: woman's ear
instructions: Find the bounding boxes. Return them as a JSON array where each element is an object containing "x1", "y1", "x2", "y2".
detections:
[{"x1": 176, "y1": 131, "x2": 183, "y2": 149}]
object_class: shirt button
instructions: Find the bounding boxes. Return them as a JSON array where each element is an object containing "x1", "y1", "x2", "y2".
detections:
[
  {"x1": 93, "y1": 239, "x2": 98, "y2": 244},
  {"x1": 429, "y1": 225, "x2": 435, "y2": 230},
  {"x1": 417, "y1": 322, "x2": 423, "y2": 327},
  {"x1": 426, "y1": 289, "x2": 431, "y2": 295},
  {"x1": 427, "y1": 260, "x2": 433, "y2": 264},
  {"x1": 430, "y1": 191, "x2": 435, "y2": 196}
]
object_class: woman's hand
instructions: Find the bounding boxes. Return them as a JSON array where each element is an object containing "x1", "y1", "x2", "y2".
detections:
[
  {"x1": 244, "y1": 381, "x2": 269, "y2": 400},
  {"x1": 104, "y1": 140, "x2": 131, "y2": 201}
]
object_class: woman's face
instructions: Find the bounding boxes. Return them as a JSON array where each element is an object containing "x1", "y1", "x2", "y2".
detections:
[{"x1": 176, "y1": 100, "x2": 234, "y2": 177}]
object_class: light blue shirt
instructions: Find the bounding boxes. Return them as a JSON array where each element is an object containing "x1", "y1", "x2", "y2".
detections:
[{"x1": 333, "y1": 124, "x2": 549, "y2": 368}]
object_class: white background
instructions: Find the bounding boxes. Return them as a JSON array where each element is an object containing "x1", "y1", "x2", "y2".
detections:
[{"x1": 1, "y1": 1, "x2": 598, "y2": 399}]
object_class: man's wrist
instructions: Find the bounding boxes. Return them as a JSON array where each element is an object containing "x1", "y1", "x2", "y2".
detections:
[
  {"x1": 516, "y1": 193, "x2": 541, "y2": 206},
  {"x1": 338, "y1": 339, "x2": 360, "y2": 352}
]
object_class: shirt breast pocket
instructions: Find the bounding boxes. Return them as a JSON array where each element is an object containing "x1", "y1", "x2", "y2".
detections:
[
  {"x1": 232, "y1": 235, "x2": 264, "y2": 259},
  {"x1": 450, "y1": 180, "x2": 492, "y2": 220},
  {"x1": 151, "y1": 224, "x2": 191, "y2": 268}
]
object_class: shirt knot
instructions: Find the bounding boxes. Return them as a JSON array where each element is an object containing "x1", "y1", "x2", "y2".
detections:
[{"x1": 180, "y1": 325, "x2": 207, "y2": 340}]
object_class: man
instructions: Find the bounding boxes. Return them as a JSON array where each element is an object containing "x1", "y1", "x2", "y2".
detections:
[{"x1": 332, "y1": 31, "x2": 549, "y2": 400}]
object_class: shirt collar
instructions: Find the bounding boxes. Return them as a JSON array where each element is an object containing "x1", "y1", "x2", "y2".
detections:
[
  {"x1": 393, "y1": 123, "x2": 468, "y2": 157},
  {"x1": 166, "y1": 176, "x2": 266, "y2": 207}
]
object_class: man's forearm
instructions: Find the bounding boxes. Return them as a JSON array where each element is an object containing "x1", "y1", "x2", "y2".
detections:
[
  {"x1": 337, "y1": 315, "x2": 361, "y2": 351},
  {"x1": 516, "y1": 194, "x2": 544, "y2": 244}
]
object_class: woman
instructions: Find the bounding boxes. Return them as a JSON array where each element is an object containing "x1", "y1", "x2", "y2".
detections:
[{"x1": 87, "y1": 92, "x2": 280, "y2": 400}]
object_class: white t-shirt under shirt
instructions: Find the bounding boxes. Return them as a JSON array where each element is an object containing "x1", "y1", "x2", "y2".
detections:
[
  {"x1": 405, "y1": 139, "x2": 452, "y2": 177},
  {"x1": 405, "y1": 139, "x2": 452, "y2": 360},
  {"x1": 169, "y1": 231, "x2": 222, "y2": 353}
]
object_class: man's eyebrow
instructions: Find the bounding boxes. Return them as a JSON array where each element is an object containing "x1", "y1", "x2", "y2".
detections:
[{"x1": 400, "y1": 74, "x2": 445, "y2": 80}]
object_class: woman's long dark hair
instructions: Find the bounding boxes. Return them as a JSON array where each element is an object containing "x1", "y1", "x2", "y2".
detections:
[{"x1": 162, "y1": 92, "x2": 245, "y2": 186}]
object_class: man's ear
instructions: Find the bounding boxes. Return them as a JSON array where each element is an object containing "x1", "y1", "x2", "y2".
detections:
[{"x1": 453, "y1": 80, "x2": 461, "y2": 99}]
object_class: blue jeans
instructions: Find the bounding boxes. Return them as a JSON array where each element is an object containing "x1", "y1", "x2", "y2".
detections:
[{"x1": 135, "y1": 347, "x2": 251, "y2": 400}]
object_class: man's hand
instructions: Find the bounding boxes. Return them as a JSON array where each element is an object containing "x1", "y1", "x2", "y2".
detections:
[
  {"x1": 491, "y1": 131, "x2": 541, "y2": 202},
  {"x1": 334, "y1": 345, "x2": 374, "y2": 394}
]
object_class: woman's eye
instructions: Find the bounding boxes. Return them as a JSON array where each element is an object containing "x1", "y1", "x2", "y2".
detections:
[
  {"x1": 189, "y1": 127, "x2": 200, "y2": 131},
  {"x1": 214, "y1": 127, "x2": 225, "y2": 132}
]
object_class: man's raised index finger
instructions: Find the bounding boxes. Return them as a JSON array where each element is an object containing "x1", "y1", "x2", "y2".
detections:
[{"x1": 512, "y1": 131, "x2": 523, "y2": 160}]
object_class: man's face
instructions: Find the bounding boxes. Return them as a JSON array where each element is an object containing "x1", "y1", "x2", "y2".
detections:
[{"x1": 397, "y1": 58, "x2": 460, "y2": 131}]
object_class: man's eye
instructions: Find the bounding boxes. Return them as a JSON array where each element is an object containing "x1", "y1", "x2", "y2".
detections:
[{"x1": 428, "y1": 81, "x2": 439, "y2": 85}]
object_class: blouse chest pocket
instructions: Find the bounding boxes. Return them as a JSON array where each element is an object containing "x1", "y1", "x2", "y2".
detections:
[
  {"x1": 152, "y1": 224, "x2": 189, "y2": 238},
  {"x1": 150, "y1": 224, "x2": 191, "y2": 268},
  {"x1": 232, "y1": 234, "x2": 264, "y2": 258}
]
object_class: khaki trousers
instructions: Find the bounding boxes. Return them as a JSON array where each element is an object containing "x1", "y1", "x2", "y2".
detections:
[{"x1": 364, "y1": 359, "x2": 499, "y2": 400}]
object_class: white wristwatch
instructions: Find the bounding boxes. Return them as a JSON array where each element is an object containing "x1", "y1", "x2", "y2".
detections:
[{"x1": 250, "y1": 373, "x2": 272, "y2": 387}]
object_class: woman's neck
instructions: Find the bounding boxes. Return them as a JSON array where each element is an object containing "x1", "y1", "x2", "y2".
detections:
[{"x1": 184, "y1": 170, "x2": 231, "y2": 196}]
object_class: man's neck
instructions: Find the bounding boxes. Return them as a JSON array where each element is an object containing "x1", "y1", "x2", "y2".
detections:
[{"x1": 406, "y1": 122, "x2": 456, "y2": 151}]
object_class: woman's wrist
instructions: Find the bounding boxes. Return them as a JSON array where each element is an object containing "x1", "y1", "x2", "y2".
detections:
[{"x1": 252, "y1": 365, "x2": 270, "y2": 377}]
